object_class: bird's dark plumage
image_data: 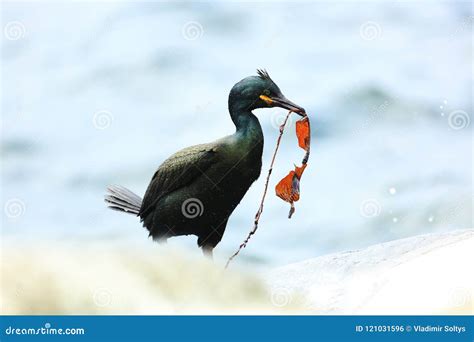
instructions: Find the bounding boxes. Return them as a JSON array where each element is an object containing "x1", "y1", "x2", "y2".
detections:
[{"x1": 105, "y1": 70, "x2": 305, "y2": 256}]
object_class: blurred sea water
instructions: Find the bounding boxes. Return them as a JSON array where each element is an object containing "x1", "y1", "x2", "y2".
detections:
[{"x1": 1, "y1": 1, "x2": 472, "y2": 268}]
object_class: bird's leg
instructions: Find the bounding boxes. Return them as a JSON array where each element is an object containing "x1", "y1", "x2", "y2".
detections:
[{"x1": 202, "y1": 245, "x2": 214, "y2": 260}]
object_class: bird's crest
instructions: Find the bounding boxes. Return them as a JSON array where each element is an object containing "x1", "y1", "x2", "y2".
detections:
[{"x1": 257, "y1": 69, "x2": 272, "y2": 82}]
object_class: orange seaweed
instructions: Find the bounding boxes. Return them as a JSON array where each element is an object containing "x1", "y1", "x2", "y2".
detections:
[
  {"x1": 275, "y1": 164, "x2": 307, "y2": 203},
  {"x1": 275, "y1": 115, "x2": 311, "y2": 218},
  {"x1": 296, "y1": 116, "x2": 310, "y2": 151}
]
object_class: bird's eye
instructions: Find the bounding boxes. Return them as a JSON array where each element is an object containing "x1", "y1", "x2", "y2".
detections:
[{"x1": 263, "y1": 89, "x2": 271, "y2": 96}]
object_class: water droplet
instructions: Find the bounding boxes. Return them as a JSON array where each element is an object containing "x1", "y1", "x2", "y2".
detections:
[
  {"x1": 440, "y1": 105, "x2": 444, "y2": 109},
  {"x1": 443, "y1": 100, "x2": 448, "y2": 104},
  {"x1": 393, "y1": 217, "x2": 398, "y2": 223},
  {"x1": 441, "y1": 112, "x2": 445, "y2": 116},
  {"x1": 389, "y1": 187, "x2": 397, "y2": 195},
  {"x1": 428, "y1": 216, "x2": 434, "y2": 222}
]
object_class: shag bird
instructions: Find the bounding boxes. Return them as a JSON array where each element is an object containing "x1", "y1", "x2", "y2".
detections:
[{"x1": 105, "y1": 70, "x2": 305, "y2": 257}]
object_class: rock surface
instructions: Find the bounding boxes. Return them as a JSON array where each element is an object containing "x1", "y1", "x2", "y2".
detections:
[
  {"x1": 265, "y1": 229, "x2": 473, "y2": 314},
  {"x1": 2, "y1": 230, "x2": 471, "y2": 314}
]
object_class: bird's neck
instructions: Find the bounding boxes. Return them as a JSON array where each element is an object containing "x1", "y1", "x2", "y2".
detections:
[{"x1": 229, "y1": 103, "x2": 263, "y2": 143}]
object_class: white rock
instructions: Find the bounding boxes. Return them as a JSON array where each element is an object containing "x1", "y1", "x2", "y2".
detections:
[{"x1": 265, "y1": 229, "x2": 474, "y2": 314}]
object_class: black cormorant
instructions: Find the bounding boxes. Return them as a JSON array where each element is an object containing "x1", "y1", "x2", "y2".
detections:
[{"x1": 105, "y1": 70, "x2": 305, "y2": 257}]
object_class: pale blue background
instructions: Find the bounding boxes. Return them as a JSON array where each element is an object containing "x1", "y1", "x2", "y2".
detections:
[{"x1": 1, "y1": 1, "x2": 472, "y2": 267}]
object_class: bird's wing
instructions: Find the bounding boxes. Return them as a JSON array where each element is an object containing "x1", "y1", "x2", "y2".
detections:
[{"x1": 139, "y1": 143, "x2": 219, "y2": 221}]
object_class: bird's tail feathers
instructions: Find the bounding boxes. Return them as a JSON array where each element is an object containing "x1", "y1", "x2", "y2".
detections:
[{"x1": 105, "y1": 185, "x2": 142, "y2": 215}]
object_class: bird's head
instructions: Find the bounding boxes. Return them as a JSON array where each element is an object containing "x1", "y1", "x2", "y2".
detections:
[{"x1": 229, "y1": 69, "x2": 306, "y2": 116}]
